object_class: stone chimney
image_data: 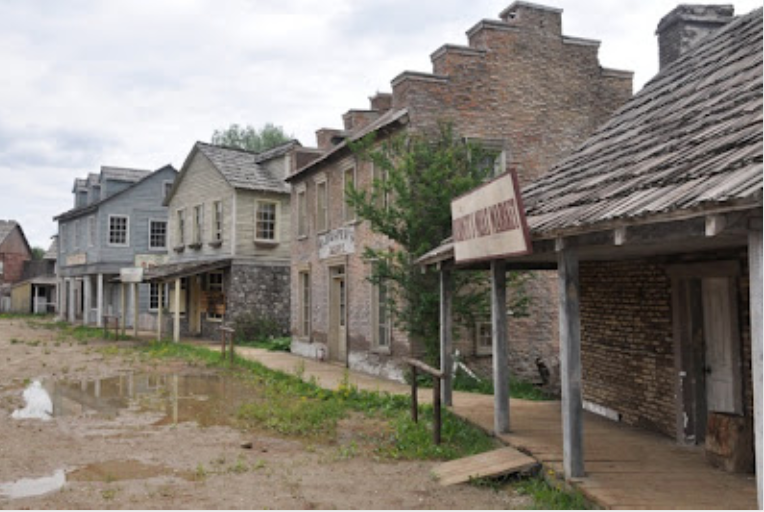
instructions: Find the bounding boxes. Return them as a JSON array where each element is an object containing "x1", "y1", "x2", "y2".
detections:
[
  {"x1": 656, "y1": 4, "x2": 734, "y2": 70},
  {"x1": 369, "y1": 92, "x2": 392, "y2": 113}
]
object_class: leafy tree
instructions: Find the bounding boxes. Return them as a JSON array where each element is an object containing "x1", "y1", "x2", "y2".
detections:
[
  {"x1": 347, "y1": 123, "x2": 529, "y2": 362},
  {"x1": 31, "y1": 247, "x2": 45, "y2": 260},
  {"x1": 211, "y1": 122, "x2": 292, "y2": 152}
]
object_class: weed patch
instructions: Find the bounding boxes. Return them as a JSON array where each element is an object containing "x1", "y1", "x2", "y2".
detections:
[
  {"x1": 452, "y1": 372, "x2": 552, "y2": 401},
  {"x1": 515, "y1": 475, "x2": 591, "y2": 510}
]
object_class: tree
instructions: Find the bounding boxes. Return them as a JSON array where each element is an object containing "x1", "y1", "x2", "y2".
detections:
[
  {"x1": 347, "y1": 123, "x2": 528, "y2": 362},
  {"x1": 211, "y1": 122, "x2": 293, "y2": 152},
  {"x1": 31, "y1": 247, "x2": 45, "y2": 260}
]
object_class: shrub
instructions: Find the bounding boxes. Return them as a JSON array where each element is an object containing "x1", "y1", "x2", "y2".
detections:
[{"x1": 231, "y1": 312, "x2": 282, "y2": 343}]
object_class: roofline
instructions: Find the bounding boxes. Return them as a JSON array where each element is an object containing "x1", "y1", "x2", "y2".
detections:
[
  {"x1": 0, "y1": 221, "x2": 32, "y2": 256},
  {"x1": 55, "y1": 164, "x2": 177, "y2": 221}
]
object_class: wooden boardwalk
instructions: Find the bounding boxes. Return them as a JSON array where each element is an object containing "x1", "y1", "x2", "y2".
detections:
[
  {"x1": 199, "y1": 345, "x2": 758, "y2": 510},
  {"x1": 433, "y1": 447, "x2": 537, "y2": 486}
]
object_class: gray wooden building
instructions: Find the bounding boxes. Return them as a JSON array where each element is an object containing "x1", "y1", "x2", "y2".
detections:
[{"x1": 54, "y1": 165, "x2": 177, "y2": 330}]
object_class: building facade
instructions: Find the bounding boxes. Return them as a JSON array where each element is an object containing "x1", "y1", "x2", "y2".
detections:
[
  {"x1": 287, "y1": 1, "x2": 633, "y2": 382},
  {"x1": 54, "y1": 165, "x2": 177, "y2": 330},
  {"x1": 0, "y1": 220, "x2": 33, "y2": 312}
]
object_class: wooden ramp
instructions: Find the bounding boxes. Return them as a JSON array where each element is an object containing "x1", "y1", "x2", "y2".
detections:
[{"x1": 432, "y1": 447, "x2": 538, "y2": 486}]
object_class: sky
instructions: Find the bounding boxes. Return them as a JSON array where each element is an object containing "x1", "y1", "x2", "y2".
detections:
[{"x1": 0, "y1": 0, "x2": 760, "y2": 249}]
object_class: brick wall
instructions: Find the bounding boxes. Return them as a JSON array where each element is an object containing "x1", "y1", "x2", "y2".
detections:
[{"x1": 0, "y1": 227, "x2": 32, "y2": 286}]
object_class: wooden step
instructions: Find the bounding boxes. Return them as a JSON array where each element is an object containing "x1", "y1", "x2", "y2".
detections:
[{"x1": 433, "y1": 447, "x2": 538, "y2": 486}]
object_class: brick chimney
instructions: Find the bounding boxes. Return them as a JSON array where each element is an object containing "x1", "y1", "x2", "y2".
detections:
[{"x1": 656, "y1": 4, "x2": 734, "y2": 70}]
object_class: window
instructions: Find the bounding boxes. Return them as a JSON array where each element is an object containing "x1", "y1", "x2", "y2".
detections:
[
  {"x1": 213, "y1": 200, "x2": 223, "y2": 242},
  {"x1": 0, "y1": 261, "x2": 4, "y2": 275},
  {"x1": 149, "y1": 220, "x2": 167, "y2": 250},
  {"x1": 316, "y1": 180, "x2": 328, "y2": 232},
  {"x1": 372, "y1": 162, "x2": 390, "y2": 210},
  {"x1": 192, "y1": 205, "x2": 203, "y2": 245},
  {"x1": 206, "y1": 272, "x2": 224, "y2": 321},
  {"x1": 476, "y1": 321, "x2": 492, "y2": 355},
  {"x1": 255, "y1": 201, "x2": 278, "y2": 242},
  {"x1": 149, "y1": 283, "x2": 168, "y2": 311},
  {"x1": 343, "y1": 167, "x2": 356, "y2": 223},
  {"x1": 88, "y1": 216, "x2": 96, "y2": 247},
  {"x1": 372, "y1": 269, "x2": 391, "y2": 349},
  {"x1": 297, "y1": 188, "x2": 307, "y2": 238},
  {"x1": 299, "y1": 271, "x2": 311, "y2": 337},
  {"x1": 108, "y1": 215, "x2": 129, "y2": 246},
  {"x1": 163, "y1": 181, "x2": 174, "y2": 200},
  {"x1": 176, "y1": 209, "x2": 186, "y2": 246}
]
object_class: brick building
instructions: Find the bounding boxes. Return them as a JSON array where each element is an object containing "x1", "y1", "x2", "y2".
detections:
[
  {"x1": 286, "y1": 1, "x2": 632, "y2": 381},
  {"x1": 0, "y1": 220, "x2": 33, "y2": 312},
  {"x1": 420, "y1": 5, "x2": 762, "y2": 505}
]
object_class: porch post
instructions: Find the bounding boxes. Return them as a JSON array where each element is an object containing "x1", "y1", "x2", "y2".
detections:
[
  {"x1": 157, "y1": 282, "x2": 163, "y2": 341},
  {"x1": 748, "y1": 227, "x2": 762, "y2": 509},
  {"x1": 96, "y1": 274, "x2": 104, "y2": 328},
  {"x1": 173, "y1": 278, "x2": 181, "y2": 343},
  {"x1": 132, "y1": 283, "x2": 139, "y2": 337},
  {"x1": 83, "y1": 275, "x2": 92, "y2": 325},
  {"x1": 558, "y1": 245, "x2": 584, "y2": 479},
  {"x1": 440, "y1": 267, "x2": 453, "y2": 406},
  {"x1": 67, "y1": 278, "x2": 75, "y2": 323},
  {"x1": 120, "y1": 283, "x2": 126, "y2": 335},
  {"x1": 491, "y1": 260, "x2": 509, "y2": 434}
]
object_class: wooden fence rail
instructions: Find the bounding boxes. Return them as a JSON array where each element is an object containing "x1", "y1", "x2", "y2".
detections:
[{"x1": 403, "y1": 357, "x2": 444, "y2": 445}]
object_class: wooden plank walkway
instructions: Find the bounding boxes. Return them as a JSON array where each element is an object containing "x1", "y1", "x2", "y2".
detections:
[
  {"x1": 190, "y1": 344, "x2": 758, "y2": 510},
  {"x1": 432, "y1": 447, "x2": 538, "y2": 486}
]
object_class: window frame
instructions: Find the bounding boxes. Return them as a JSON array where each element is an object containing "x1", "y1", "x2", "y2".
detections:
[
  {"x1": 296, "y1": 185, "x2": 307, "y2": 239},
  {"x1": 107, "y1": 214, "x2": 130, "y2": 247},
  {"x1": 315, "y1": 177, "x2": 328, "y2": 233},
  {"x1": 254, "y1": 199, "x2": 279, "y2": 244},
  {"x1": 148, "y1": 218, "x2": 168, "y2": 251},
  {"x1": 298, "y1": 270, "x2": 311, "y2": 338},
  {"x1": 371, "y1": 265, "x2": 392, "y2": 352},
  {"x1": 206, "y1": 271, "x2": 224, "y2": 322},
  {"x1": 212, "y1": 200, "x2": 224, "y2": 243},
  {"x1": 475, "y1": 320, "x2": 493, "y2": 356},
  {"x1": 176, "y1": 208, "x2": 186, "y2": 246},
  {"x1": 343, "y1": 166, "x2": 357, "y2": 224},
  {"x1": 192, "y1": 204, "x2": 204, "y2": 246},
  {"x1": 148, "y1": 283, "x2": 169, "y2": 312},
  {"x1": 163, "y1": 180, "x2": 174, "y2": 200}
]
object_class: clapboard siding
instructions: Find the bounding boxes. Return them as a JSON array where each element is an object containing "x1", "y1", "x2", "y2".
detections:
[
  {"x1": 167, "y1": 151, "x2": 234, "y2": 262},
  {"x1": 234, "y1": 189, "x2": 291, "y2": 261}
]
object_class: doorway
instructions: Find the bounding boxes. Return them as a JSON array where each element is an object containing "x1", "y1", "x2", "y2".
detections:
[
  {"x1": 328, "y1": 265, "x2": 347, "y2": 364},
  {"x1": 672, "y1": 263, "x2": 743, "y2": 445}
]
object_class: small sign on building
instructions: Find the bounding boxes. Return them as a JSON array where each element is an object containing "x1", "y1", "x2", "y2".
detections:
[
  {"x1": 451, "y1": 171, "x2": 532, "y2": 264},
  {"x1": 120, "y1": 267, "x2": 144, "y2": 283},
  {"x1": 318, "y1": 226, "x2": 355, "y2": 260}
]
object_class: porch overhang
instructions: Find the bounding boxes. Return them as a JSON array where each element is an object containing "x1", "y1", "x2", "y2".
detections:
[{"x1": 136, "y1": 258, "x2": 232, "y2": 283}]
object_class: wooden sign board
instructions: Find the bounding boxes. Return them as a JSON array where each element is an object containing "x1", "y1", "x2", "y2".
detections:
[
  {"x1": 120, "y1": 267, "x2": 144, "y2": 283},
  {"x1": 451, "y1": 171, "x2": 531, "y2": 264},
  {"x1": 318, "y1": 226, "x2": 355, "y2": 260}
]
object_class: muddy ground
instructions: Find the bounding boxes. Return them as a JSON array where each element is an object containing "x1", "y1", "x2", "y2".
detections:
[{"x1": 0, "y1": 317, "x2": 529, "y2": 509}]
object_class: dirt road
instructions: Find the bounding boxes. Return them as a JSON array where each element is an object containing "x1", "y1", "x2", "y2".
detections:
[{"x1": 0, "y1": 317, "x2": 528, "y2": 509}]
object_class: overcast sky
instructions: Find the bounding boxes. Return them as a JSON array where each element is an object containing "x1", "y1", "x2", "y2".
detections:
[{"x1": 0, "y1": 0, "x2": 760, "y2": 249}]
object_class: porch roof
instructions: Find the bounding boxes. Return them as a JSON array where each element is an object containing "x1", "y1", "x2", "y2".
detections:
[{"x1": 142, "y1": 258, "x2": 232, "y2": 282}]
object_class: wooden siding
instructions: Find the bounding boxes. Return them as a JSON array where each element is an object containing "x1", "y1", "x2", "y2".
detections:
[
  {"x1": 167, "y1": 151, "x2": 234, "y2": 262},
  {"x1": 234, "y1": 189, "x2": 291, "y2": 262}
]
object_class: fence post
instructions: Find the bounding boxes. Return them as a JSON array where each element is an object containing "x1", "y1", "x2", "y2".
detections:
[
  {"x1": 433, "y1": 376, "x2": 442, "y2": 445},
  {"x1": 411, "y1": 366, "x2": 418, "y2": 423}
]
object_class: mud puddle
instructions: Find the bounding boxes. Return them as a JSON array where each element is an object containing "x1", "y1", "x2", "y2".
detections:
[{"x1": 11, "y1": 372, "x2": 255, "y2": 427}]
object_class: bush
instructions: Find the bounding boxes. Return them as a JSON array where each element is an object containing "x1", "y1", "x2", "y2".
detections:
[{"x1": 231, "y1": 312, "x2": 282, "y2": 343}]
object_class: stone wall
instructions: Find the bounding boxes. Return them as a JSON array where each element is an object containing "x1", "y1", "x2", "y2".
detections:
[{"x1": 228, "y1": 263, "x2": 291, "y2": 335}]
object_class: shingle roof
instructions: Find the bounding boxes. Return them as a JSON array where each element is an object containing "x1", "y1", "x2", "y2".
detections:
[
  {"x1": 195, "y1": 142, "x2": 290, "y2": 194},
  {"x1": 100, "y1": 166, "x2": 152, "y2": 183},
  {"x1": 522, "y1": 8, "x2": 763, "y2": 237},
  {"x1": 0, "y1": 220, "x2": 19, "y2": 245},
  {"x1": 254, "y1": 139, "x2": 301, "y2": 164}
]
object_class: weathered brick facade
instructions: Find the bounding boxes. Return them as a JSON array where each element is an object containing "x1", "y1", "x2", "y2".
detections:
[
  {"x1": 289, "y1": 1, "x2": 632, "y2": 381},
  {"x1": 579, "y1": 251, "x2": 754, "y2": 445}
]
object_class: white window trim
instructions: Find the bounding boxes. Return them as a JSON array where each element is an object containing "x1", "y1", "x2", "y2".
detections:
[
  {"x1": 107, "y1": 214, "x2": 130, "y2": 247},
  {"x1": 148, "y1": 218, "x2": 168, "y2": 251},
  {"x1": 315, "y1": 177, "x2": 328, "y2": 234},
  {"x1": 148, "y1": 283, "x2": 169, "y2": 312},
  {"x1": 254, "y1": 199, "x2": 280, "y2": 244},
  {"x1": 343, "y1": 166, "x2": 358, "y2": 224}
]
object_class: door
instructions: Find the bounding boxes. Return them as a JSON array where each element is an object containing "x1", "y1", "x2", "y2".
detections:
[
  {"x1": 328, "y1": 266, "x2": 347, "y2": 363},
  {"x1": 701, "y1": 277, "x2": 743, "y2": 415}
]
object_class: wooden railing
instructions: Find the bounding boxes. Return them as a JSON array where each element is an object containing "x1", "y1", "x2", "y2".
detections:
[
  {"x1": 102, "y1": 314, "x2": 120, "y2": 340},
  {"x1": 403, "y1": 357, "x2": 444, "y2": 445},
  {"x1": 220, "y1": 326, "x2": 236, "y2": 362}
]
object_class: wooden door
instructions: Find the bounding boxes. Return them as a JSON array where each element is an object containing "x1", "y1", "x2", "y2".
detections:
[
  {"x1": 328, "y1": 267, "x2": 347, "y2": 363},
  {"x1": 701, "y1": 277, "x2": 743, "y2": 415}
]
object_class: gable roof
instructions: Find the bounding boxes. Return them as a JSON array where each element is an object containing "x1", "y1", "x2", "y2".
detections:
[
  {"x1": 44, "y1": 238, "x2": 58, "y2": 260},
  {"x1": 55, "y1": 165, "x2": 177, "y2": 221},
  {"x1": 182, "y1": 142, "x2": 292, "y2": 195},
  {"x1": 100, "y1": 166, "x2": 152, "y2": 183},
  {"x1": 0, "y1": 220, "x2": 32, "y2": 255},
  {"x1": 521, "y1": 8, "x2": 762, "y2": 238},
  {"x1": 286, "y1": 108, "x2": 410, "y2": 182}
]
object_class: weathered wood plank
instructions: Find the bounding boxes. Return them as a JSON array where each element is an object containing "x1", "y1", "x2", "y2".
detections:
[{"x1": 433, "y1": 447, "x2": 537, "y2": 486}]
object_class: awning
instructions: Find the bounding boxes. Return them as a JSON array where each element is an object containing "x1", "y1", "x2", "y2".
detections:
[{"x1": 112, "y1": 258, "x2": 233, "y2": 283}]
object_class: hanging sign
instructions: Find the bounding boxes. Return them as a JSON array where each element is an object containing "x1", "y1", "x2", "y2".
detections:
[{"x1": 451, "y1": 171, "x2": 532, "y2": 264}]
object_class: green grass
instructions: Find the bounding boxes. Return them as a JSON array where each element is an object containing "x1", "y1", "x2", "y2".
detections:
[
  {"x1": 138, "y1": 341, "x2": 497, "y2": 461},
  {"x1": 237, "y1": 336, "x2": 291, "y2": 352},
  {"x1": 25, "y1": 318, "x2": 133, "y2": 342},
  {"x1": 452, "y1": 372, "x2": 553, "y2": 401},
  {"x1": 515, "y1": 475, "x2": 592, "y2": 510}
]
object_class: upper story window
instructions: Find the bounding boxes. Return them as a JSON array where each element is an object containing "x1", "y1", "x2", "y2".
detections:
[
  {"x1": 372, "y1": 162, "x2": 390, "y2": 210},
  {"x1": 212, "y1": 200, "x2": 223, "y2": 243},
  {"x1": 176, "y1": 209, "x2": 186, "y2": 246},
  {"x1": 163, "y1": 181, "x2": 174, "y2": 200},
  {"x1": 299, "y1": 271, "x2": 311, "y2": 337},
  {"x1": 88, "y1": 216, "x2": 96, "y2": 247},
  {"x1": 255, "y1": 200, "x2": 278, "y2": 243},
  {"x1": 296, "y1": 187, "x2": 307, "y2": 238},
  {"x1": 192, "y1": 205, "x2": 204, "y2": 246},
  {"x1": 149, "y1": 220, "x2": 167, "y2": 250},
  {"x1": 343, "y1": 167, "x2": 357, "y2": 223},
  {"x1": 108, "y1": 215, "x2": 129, "y2": 246},
  {"x1": 316, "y1": 179, "x2": 328, "y2": 233}
]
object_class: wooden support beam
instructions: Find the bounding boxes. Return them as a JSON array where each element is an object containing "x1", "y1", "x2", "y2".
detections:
[
  {"x1": 706, "y1": 214, "x2": 727, "y2": 237},
  {"x1": 748, "y1": 228, "x2": 763, "y2": 509},
  {"x1": 83, "y1": 276, "x2": 91, "y2": 325},
  {"x1": 96, "y1": 274, "x2": 104, "y2": 328},
  {"x1": 156, "y1": 283, "x2": 163, "y2": 342},
  {"x1": 67, "y1": 278, "x2": 75, "y2": 323},
  {"x1": 440, "y1": 268, "x2": 453, "y2": 407},
  {"x1": 120, "y1": 284, "x2": 126, "y2": 336},
  {"x1": 491, "y1": 260, "x2": 509, "y2": 434},
  {"x1": 132, "y1": 283, "x2": 139, "y2": 337},
  {"x1": 558, "y1": 246, "x2": 584, "y2": 479},
  {"x1": 173, "y1": 278, "x2": 181, "y2": 343},
  {"x1": 613, "y1": 227, "x2": 627, "y2": 246}
]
